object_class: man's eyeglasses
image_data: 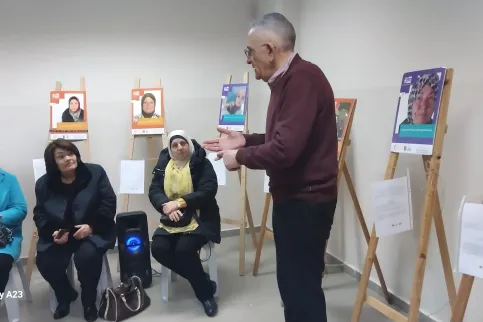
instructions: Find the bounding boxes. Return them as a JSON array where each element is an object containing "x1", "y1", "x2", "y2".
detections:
[{"x1": 244, "y1": 44, "x2": 270, "y2": 58}]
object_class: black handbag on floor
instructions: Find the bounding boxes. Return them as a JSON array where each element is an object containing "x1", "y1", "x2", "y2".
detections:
[{"x1": 98, "y1": 275, "x2": 151, "y2": 321}]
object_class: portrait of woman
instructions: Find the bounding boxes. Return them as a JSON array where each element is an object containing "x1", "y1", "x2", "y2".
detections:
[
  {"x1": 133, "y1": 93, "x2": 161, "y2": 124},
  {"x1": 399, "y1": 73, "x2": 440, "y2": 126},
  {"x1": 61, "y1": 96, "x2": 85, "y2": 123},
  {"x1": 149, "y1": 130, "x2": 221, "y2": 317},
  {"x1": 0, "y1": 169, "x2": 27, "y2": 296},
  {"x1": 33, "y1": 139, "x2": 116, "y2": 321},
  {"x1": 220, "y1": 88, "x2": 246, "y2": 116}
]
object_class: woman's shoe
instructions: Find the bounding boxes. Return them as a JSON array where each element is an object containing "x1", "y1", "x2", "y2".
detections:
[
  {"x1": 53, "y1": 290, "x2": 78, "y2": 320},
  {"x1": 202, "y1": 298, "x2": 218, "y2": 317},
  {"x1": 83, "y1": 305, "x2": 98, "y2": 322}
]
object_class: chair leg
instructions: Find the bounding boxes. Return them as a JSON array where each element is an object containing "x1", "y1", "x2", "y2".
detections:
[
  {"x1": 5, "y1": 270, "x2": 20, "y2": 322},
  {"x1": 161, "y1": 265, "x2": 171, "y2": 302},
  {"x1": 206, "y1": 242, "x2": 218, "y2": 298},
  {"x1": 15, "y1": 261, "x2": 33, "y2": 303}
]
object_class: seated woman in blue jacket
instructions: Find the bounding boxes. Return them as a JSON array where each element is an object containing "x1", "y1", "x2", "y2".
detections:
[
  {"x1": 149, "y1": 130, "x2": 221, "y2": 317},
  {"x1": 33, "y1": 139, "x2": 116, "y2": 322},
  {"x1": 0, "y1": 169, "x2": 27, "y2": 295}
]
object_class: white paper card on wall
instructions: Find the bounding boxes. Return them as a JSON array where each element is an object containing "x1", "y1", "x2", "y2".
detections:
[
  {"x1": 119, "y1": 160, "x2": 145, "y2": 194},
  {"x1": 458, "y1": 203, "x2": 483, "y2": 279},
  {"x1": 207, "y1": 153, "x2": 226, "y2": 186},
  {"x1": 263, "y1": 172, "x2": 269, "y2": 193},
  {"x1": 32, "y1": 159, "x2": 46, "y2": 182},
  {"x1": 372, "y1": 171, "x2": 413, "y2": 237}
]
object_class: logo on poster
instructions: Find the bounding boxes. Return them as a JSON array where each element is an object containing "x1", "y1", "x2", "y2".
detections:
[
  {"x1": 52, "y1": 93, "x2": 59, "y2": 99},
  {"x1": 403, "y1": 76, "x2": 412, "y2": 85}
]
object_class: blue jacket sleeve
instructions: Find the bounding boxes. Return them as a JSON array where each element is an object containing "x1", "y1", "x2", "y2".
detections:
[{"x1": 1, "y1": 175, "x2": 27, "y2": 227}]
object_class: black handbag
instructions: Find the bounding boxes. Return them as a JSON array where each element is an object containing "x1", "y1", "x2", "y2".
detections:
[
  {"x1": 160, "y1": 208, "x2": 195, "y2": 228},
  {"x1": 98, "y1": 275, "x2": 150, "y2": 321},
  {"x1": 0, "y1": 224, "x2": 13, "y2": 248}
]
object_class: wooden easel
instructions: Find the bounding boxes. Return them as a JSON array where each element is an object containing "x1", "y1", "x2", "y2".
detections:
[
  {"x1": 26, "y1": 77, "x2": 91, "y2": 283},
  {"x1": 116, "y1": 78, "x2": 167, "y2": 272},
  {"x1": 252, "y1": 99, "x2": 390, "y2": 303},
  {"x1": 219, "y1": 73, "x2": 257, "y2": 276},
  {"x1": 351, "y1": 69, "x2": 456, "y2": 322},
  {"x1": 449, "y1": 194, "x2": 482, "y2": 322}
]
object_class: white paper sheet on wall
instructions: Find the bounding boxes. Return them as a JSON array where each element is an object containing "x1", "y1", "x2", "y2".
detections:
[
  {"x1": 458, "y1": 202, "x2": 483, "y2": 279},
  {"x1": 207, "y1": 153, "x2": 226, "y2": 186},
  {"x1": 263, "y1": 173, "x2": 269, "y2": 193},
  {"x1": 372, "y1": 171, "x2": 413, "y2": 237},
  {"x1": 32, "y1": 159, "x2": 46, "y2": 182},
  {"x1": 119, "y1": 160, "x2": 145, "y2": 194}
]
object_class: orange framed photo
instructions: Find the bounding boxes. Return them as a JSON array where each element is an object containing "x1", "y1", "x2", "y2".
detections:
[
  {"x1": 131, "y1": 88, "x2": 165, "y2": 135},
  {"x1": 49, "y1": 90, "x2": 88, "y2": 140},
  {"x1": 335, "y1": 98, "x2": 357, "y2": 157}
]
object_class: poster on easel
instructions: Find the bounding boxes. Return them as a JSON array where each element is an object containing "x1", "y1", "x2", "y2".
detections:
[
  {"x1": 391, "y1": 67, "x2": 446, "y2": 155},
  {"x1": 218, "y1": 83, "x2": 248, "y2": 132},
  {"x1": 49, "y1": 90, "x2": 88, "y2": 140},
  {"x1": 335, "y1": 98, "x2": 356, "y2": 157},
  {"x1": 131, "y1": 88, "x2": 165, "y2": 135}
]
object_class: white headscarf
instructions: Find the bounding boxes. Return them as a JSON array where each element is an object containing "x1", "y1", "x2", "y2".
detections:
[{"x1": 167, "y1": 130, "x2": 195, "y2": 160}]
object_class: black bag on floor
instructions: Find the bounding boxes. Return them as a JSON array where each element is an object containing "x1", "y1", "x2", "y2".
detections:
[{"x1": 98, "y1": 275, "x2": 151, "y2": 321}]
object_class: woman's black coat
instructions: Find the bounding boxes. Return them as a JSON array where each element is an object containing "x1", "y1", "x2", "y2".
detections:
[
  {"x1": 148, "y1": 139, "x2": 221, "y2": 243},
  {"x1": 33, "y1": 163, "x2": 117, "y2": 252}
]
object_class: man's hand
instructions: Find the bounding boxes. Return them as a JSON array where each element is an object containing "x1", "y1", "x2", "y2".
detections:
[
  {"x1": 217, "y1": 149, "x2": 241, "y2": 171},
  {"x1": 73, "y1": 224, "x2": 93, "y2": 240},
  {"x1": 168, "y1": 210, "x2": 183, "y2": 222},
  {"x1": 52, "y1": 230, "x2": 69, "y2": 244},
  {"x1": 202, "y1": 127, "x2": 245, "y2": 152},
  {"x1": 162, "y1": 201, "x2": 179, "y2": 215}
]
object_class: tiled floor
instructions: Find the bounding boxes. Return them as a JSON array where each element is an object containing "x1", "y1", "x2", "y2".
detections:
[{"x1": 1, "y1": 236, "x2": 394, "y2": 321}]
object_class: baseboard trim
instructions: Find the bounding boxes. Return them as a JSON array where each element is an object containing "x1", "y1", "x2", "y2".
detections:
[
  {"x1": 18, "y1": 226, "x2": 435, "y2": 321},
  {"x1": 324, "y1": 253, "x2": 437, "y2": 322}
]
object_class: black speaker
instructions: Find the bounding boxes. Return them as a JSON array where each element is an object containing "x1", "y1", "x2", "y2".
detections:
[{"x1": 116, "y1": 211, "x2": 152, "y2": 288}]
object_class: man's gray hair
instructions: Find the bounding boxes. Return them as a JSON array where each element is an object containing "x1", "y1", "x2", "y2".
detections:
[{"x1": 251, "y1": 13, "x2": 296, "y2": 51}]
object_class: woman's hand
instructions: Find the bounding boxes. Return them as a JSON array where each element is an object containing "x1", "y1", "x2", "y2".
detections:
[
  {"x1": 52, "y1": 230, "x2": 69, "y2": 244},
  {"x1": 73, "y1": 224, "x2": 93, "y2": 240},
  {"x1": 168, "y1": 210, "x2": 183, "y2": 222},
  {"x1": 162, "y1": 201, "x2": 179, "y2": 215}
]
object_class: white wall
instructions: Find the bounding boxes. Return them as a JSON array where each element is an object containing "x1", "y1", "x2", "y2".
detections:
[
  {"x1": 0, "y1": 0, "x2": 270, "y2": 258},
  {"x1": 299, "y1": 0, "x2": 483, "y2": 321}
]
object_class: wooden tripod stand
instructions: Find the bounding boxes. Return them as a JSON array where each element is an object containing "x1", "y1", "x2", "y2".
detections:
[
  {"x1": 219, "y1": 73, "x2": 257, "y2": 276},
  {"x1": 351, "y1": 68, "x2": 456, "y2": 322}
]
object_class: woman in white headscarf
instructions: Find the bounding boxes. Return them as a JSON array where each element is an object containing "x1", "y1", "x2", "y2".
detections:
[{"x1": 149, "y1": 130, "x2": 220, "y2": 317}]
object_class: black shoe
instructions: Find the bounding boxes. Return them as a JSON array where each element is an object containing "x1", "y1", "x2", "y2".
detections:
[
  {"x1": 53, "y1": 291, "x2": 78, "y2": 319},
  {"x1": 53, "y1": 303, "x2": 70, "y2": 320},
  {"x1": 83, "y1": 306, "x2": 98, "y2": 322},
  {"x1": 202, "y1": 298, "x2": 218, "y2": 317},
  {"x1": 204, "y1": 273, "x2": 217, "y2": 295}
]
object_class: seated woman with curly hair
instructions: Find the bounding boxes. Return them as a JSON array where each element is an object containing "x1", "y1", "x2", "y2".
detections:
[
  {"x1": 34, "y1": 139, "x2": 116, "y2": 322},
  {"x1": 149, "y1": 130, "x2": 221, "y2": 317}
]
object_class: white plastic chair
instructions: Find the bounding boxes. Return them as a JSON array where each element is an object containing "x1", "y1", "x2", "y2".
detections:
[
  {"x1": 48, "y1": 254, "x2": 112, "y2": 313},
  {"x1": 3, "y1": 259, "x2": 33, "y2": 322},
  {"x1": 161, "y1": 241, "x2": 218, "y2": 301}
]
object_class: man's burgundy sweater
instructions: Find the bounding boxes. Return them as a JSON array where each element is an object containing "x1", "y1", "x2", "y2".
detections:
[{"x1": 236, "y1": 54, "x2": 338, "y2": 203}]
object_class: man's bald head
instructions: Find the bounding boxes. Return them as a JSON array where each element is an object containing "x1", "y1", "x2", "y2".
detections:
[{"x1": 250, "y1": 13, "x2": 296, "y2": 52}]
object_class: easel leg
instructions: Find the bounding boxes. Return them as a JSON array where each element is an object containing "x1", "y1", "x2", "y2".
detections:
[
  {"x1": 351, "y1": 227, "x2": 379, "y2": 322},
  {"x1": 26, "y1": 230, "x2": 38, "y2": 284},
  {"x1": 422, "y1": 156, "x2": 457, "y2": 306},
  {"x1": 407, "y1": 156, "x2": 443, "y2": 321},
  {"x1": 236, "y1": 171, "x2": 257, "y2": 248},
  {"x1": 253, "y1": 193, "x2": 271, "y2": 276},
  {"x1": 450, "y1": 274, "x2": 474, "y2": 322},
  {"x1": 343, "y1": 162, "x2": 391, "y2": 303}
]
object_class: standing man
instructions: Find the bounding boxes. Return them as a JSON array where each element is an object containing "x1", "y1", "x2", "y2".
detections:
[{"x1": 202, "y1": 13, "x2": 338, "y2": 322}]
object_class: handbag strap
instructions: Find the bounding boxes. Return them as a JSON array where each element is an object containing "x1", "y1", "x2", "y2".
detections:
[{"x1": 120, "y1": 289, "x2": 142, "y2": 312}]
